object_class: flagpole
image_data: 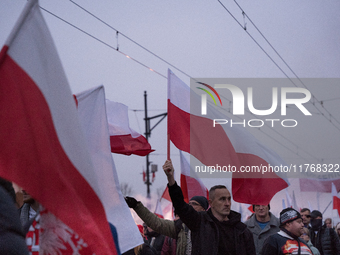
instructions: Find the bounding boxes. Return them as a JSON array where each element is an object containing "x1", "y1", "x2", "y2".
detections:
[{"x1": 167, "y1": 134, "x2": 170, "y2": 160}]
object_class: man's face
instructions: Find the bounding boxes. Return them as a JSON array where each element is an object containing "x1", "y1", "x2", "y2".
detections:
[
  {"x1": 300, "y1": 210, "x2": 311, "y2": 225},
  {"x1": 209, "y1": 188, "x2": 231, "y2": 219},
  {"x1": 189, "y1": 200, "x2": 205, "y2": 212},
  {"x1": 254, "y1": 205, "x2": 269, "y2": 218},
  {"x1": 286, "y1": 218, "x2": 304, "y2": 237}
]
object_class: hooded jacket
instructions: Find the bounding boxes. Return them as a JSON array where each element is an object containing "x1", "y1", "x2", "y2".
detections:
[{"x1": 168, "y1": 182, "x2": 255, "y2": 255}]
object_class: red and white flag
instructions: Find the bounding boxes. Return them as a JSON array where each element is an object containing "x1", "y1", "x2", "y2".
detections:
[
  {"x1": 179, "y1": 150, "x2": 209, "y2": 203},
  {"x1": 74, "y1": 85, "x2": 143, "y2": 253},
  {"x1": 285, "y1": 189, "x2": 293, "y2": 208},
  {"x1": 154, "y1": 199, "x2": 164, "y2": 219},
  {"x1": 248, "y1": 205, "x2": 255, "y2": 213},
  {"x1": 300, "y1": 178, "x2": 340, "y2": 193},
  {"x1": 161, "y1": 150, "x2": 209, "y2": 203},
  {"x1": 167, "y1": 69, "x2": 288, "y2": 204},
  {"x1": 106, "y1": 99, "x2": 154, "y2": 156},
  {"x1": 0, "y1": 1, "x2": 117, "y2": 253},
  {"x1": 332, "y1": 182, "x2": 340, "y2": 217}
]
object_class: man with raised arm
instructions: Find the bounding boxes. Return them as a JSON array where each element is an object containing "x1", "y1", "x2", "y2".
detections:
[{"x1": 163, "y1": 160, "x2": 255, "y2": 255}]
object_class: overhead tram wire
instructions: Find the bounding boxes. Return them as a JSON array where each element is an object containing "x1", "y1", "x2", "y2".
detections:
[
  {"x1": 213, "y1": 95, "x2": 322, "y2": 164},
  {"x1": 40, "y1": 6, "x2": 167, "y2": 79},
  {"x1": 232, "y1": 0, "x2": 340, "y2": 128},
  {"x1": 42, "y1": 5, "x2": 322, "y2": 164},
  {"x1": 69, "y1": 0, "x2": 192, "y2": 80},
  {"x1": 218, "y1": 0, "x2": 340, "y2": 131}
]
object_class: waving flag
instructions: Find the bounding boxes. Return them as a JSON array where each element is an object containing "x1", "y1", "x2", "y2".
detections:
[
  {"x1": 167, "y1": 69, "x2": 288, "y2": 204},
  {"x1": 106, "y1": 99, "x2": 154, "y2": 156},
  {"x1": 332, "y1": 183, "x2": 340, "y2": 217},
  {"x1": 161, "y1": 150, "x2": 209, "y2": 203},
  {"x1": 285, "y1": 189, "x2": 293, "y2": 208},
  {"x1": 179, "y1": 150, "x2": 209, "y2": 203},
  {"x1": 74, "y1": 85, "x2": 143, "y2": 253},
  {"x1": 0, "y1": 1, "x2": 116, "y2": 253},
  {"x1": 154, "y1": 199, "x2": 164, "y2": 219},
  {"x1": 300, "y1": 178, "x2": 340, "y2": 193}
]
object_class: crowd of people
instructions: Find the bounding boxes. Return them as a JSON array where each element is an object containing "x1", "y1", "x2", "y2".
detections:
[
  {"x1": 123, "y1": 160, "x2": 340, "y2": 255},
  {"x1": 2, "y1": 160, "x2": 340, "y2": 255}
]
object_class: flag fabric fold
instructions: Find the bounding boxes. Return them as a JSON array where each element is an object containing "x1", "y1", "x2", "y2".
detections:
[
  {"x1": 332, "y1": 182, "x2": 340, "y2": 217},
  {"x1": 75, "y1": 85, "x2": 143, "y2": 253},
  {"x1": 167, "y1": 69, "x2": 288, "y2": 204},
  {"x1": 106, "y1": 99, "x2": 154, "y2": 156},
  {"x1": 154, "y1": 199, "x2": 164, "y2": 219},
  {"x1": 300, "y1": 178, "x2": 340, "y2": 193},
  {"x1": 179, "y1": 150, "x2": 209, "y2": 203},
  {"x1": 161, "y1": 150, "x2": 209, "y2": 204},
  {"x1": 0, "y1": 1, "x2": 117, "y2": 253}
]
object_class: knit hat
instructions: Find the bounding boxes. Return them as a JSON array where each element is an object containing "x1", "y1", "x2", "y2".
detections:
[
  {"x1": 190, "y1": 196, "x2": 209, "y2": 210},
  {"x1": 280, "y1": 208, "x2": 302, "y2": 226}
]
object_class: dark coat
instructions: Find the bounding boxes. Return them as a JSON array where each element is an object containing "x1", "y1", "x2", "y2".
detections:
[
  {"x1": 168, "y1": 182, "x2": 255, "y2": 255},
  {"x1": 0, "y1": 185, "x2": 29, "y2": 255},
  {"x1": 310, "y1": 224, "x2": 340, "y2": 255}
]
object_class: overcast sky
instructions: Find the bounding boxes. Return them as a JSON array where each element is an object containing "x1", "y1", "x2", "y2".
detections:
[{"x1": 1, "y1": 0, "x2": 340, "y2": 221}]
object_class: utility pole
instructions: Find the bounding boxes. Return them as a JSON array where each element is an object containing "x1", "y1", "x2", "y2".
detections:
[{"x1": 144, "y1": 91, "x2": 167, "y2": 198}]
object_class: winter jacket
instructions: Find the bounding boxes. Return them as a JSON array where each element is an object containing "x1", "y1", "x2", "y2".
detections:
[
  {"x1": 245, "y1": 212, "x2": 280, "y2": 254},
  {"x1": 261, "y1": 230, "x2": 313, "y2": 255},
  {"x1": 168, "y1": 182, "x2": 255, "y2": 255},
  {"x1": 306, "y1": 240, "x2": 320, "y2": 255},
  {"x1": 0, "y1": 185, "x2": 29, "y2": 255},
  {"x1": 134, "y1": 202, "x2": 187, "y2": 255},
  {"x1": 310, "y1": 224, "x2": 340, "y2": 255}
]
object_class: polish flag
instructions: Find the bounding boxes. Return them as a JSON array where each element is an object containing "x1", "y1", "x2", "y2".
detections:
[
  {"x1": 248, "y1": 205, "x2": 255, "y2": 213},
  {"x1": 106, "y1": 99, "x2": 154, "y2": 156},
  {"x1": 332, "y1": 182, "x2": 340, "y2": 217},
  {"x1": 74, "y1": 86, "x2": 143, "y2": 253},
  {"x1": 300, "y1": 178, "x2": 340, "y2": 193},
  {"x1": 161, "y1": 186, "x2": 171, "y2": 202},
  {"x1": 285, "y1": 189, "x2": 293, "y2": 208},
  {"x1": 179, "y1": 151, "x2": 209, "y2": 203},
  {"x1": 154, "y1": 199, "x2": 164, "y2": 219},
  {"x1": 167, "y1": 69, "x2": 288, "y2": 204},
  {"x1": 161, "y1": 150, "x2": 209, "y2": 203},
  {"x1": 0, "y1": 1, "x2": 116, "y2": 253}
]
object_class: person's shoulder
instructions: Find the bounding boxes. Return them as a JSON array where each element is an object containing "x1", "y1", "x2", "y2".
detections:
[
  {"x1": 264, "y1": 232, "x2": 281, "y2": 243},
  {"x1": 244, "y1": 214, "x2": 255, "y2": 227}
]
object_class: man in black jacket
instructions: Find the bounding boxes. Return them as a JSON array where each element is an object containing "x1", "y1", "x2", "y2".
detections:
[
  {"x1": 309, "y1": 210, "x2": 340, "y2": 255},
  {"x1": 163, "y1": 160, "x2": 255, "y2": 255}
]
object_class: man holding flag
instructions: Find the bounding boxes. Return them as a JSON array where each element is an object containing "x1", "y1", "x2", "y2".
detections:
[{"x1": 163, "y1": 159, "x2": 255, "y2": 255}]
